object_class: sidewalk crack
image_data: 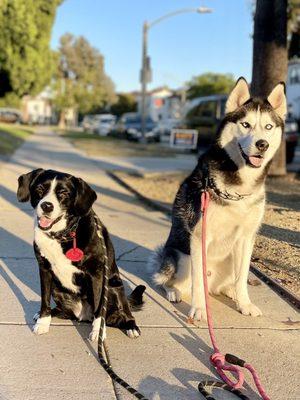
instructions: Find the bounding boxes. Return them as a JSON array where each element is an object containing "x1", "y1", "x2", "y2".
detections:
[{"x1": 116, "y1": 245, "x2": 140, "y2": 262}]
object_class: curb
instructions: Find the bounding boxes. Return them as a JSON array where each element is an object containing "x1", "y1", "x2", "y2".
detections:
[
  {"x1": 108, "y1": 170, "x2": 300, "y2": 311},
  {"x1": 107, "y1": 171, "x2": 172, "y2": 215}
]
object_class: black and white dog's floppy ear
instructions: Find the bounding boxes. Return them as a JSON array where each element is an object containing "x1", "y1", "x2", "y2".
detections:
[
  {"x1": 72, "y1": 177, "x2": 97, "y2": 216},
  {"x1": 17, "y1": 168, "x2": 44, "y2": 202}
]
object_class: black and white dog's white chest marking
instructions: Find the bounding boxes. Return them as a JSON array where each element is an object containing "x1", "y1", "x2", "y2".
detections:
[{"x1": 34, "y1": 229, "x2": 82, "y2": 293}]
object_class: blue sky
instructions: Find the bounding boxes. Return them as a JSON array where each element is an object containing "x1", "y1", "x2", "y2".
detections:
[{"x1": 51, "y1": 0, "x2": 253, "y2": 93}]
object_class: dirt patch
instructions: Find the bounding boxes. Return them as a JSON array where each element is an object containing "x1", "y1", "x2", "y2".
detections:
[{"x1": 115, "y1": 171, "x2": 300, "y2": 297}]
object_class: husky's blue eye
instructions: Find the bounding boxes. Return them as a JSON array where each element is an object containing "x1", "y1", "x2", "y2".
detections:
[
  {"x1": 265, "y1": 124, "x2": 273, "y2": 130},
  {"x1": 241, "y1": 122, "x2": 251, "y2": 129}
]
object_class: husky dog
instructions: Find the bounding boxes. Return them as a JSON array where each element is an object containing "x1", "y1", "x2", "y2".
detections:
[{"x1": 150, "y1": 77, "x2": 286, "y2": 321}]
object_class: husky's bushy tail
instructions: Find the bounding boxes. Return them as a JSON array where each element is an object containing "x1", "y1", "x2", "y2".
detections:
[{"x1": 148, "y1": 244, "x2": 177, "y2": 286}]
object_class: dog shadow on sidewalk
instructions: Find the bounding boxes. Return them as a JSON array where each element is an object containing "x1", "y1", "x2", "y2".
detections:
[{"x1": 0, "y1": 227, "x2": 40, "y2": 326}]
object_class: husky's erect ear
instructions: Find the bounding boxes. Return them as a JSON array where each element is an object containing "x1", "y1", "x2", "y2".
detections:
[
  {"x1": 72, "y1": 177, "x2": 97, "y2": 216},
  {"x1": 17, "y1": 168, "x2": 44, "y2": 202},
  {"x1": 225, "y1": 77, "x2": 250, "y2": 114},
  {"x1": 267, "y1": 82, "x2": 287, "y2": 120}
]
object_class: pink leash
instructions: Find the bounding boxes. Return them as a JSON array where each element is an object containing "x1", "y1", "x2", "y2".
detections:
[{"x1": 200, "y1": 190, "x2": 271, "y2": 400}]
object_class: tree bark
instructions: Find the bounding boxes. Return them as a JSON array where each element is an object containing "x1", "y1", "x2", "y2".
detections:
[{"x1": 251, "y1": 0, "x2": 288, "y2": 176}]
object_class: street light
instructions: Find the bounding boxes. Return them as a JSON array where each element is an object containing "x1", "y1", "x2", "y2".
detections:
[{"x1": 140, "y1": 6, "x2": 212, "y2": 142}]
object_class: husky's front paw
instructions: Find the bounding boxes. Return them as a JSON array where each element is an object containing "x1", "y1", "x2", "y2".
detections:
[
  {"x1": 221, "y1": 286, "x2": 237, "y2": 301},
  {"x1": 33, "y1": 315, "x2": 51, "y2": 335},
  {"x1": 165, "y1": 287, "x2": 182, "y2": 303},
  {"x1": 237, "y1": 302, "x2": 262, "y2": 317},
  {"x1": 188, "y1": 306, "x2": 207, "y2": 322}
]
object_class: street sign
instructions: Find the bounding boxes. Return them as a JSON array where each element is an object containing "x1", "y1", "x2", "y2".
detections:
[{"x1": 170, "y1": 129, "x2": 198, "y2": 150}]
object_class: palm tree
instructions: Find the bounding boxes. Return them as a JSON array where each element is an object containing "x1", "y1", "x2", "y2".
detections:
[{"x1": 251, "y1": 0, "x2": 288, "y2": 175}]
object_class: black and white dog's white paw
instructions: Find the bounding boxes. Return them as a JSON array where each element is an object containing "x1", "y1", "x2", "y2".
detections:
[
  {"x1": 33, "y1": 315, "x2": 51, "y2": 335},
  {"x1": 89, "y1": 317, "x2": 106, "y2": 342},
  {"x1": 126, "y1": 329, "x2": 140, "y2": 338},
  {"x1": 124, "y1": 320, "x2": 141, "y2": 339}
]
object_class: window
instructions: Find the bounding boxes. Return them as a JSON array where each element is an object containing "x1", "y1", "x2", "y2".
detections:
[
  {"x1": 196, "y1": 101, "x2": 217, "y2": 118},
  {"x1": 220, "y1": 99, "x2": 227, "y2": 118},
  {"x1": 289, "y1": 66, "x2": 300, "y2": 84}
]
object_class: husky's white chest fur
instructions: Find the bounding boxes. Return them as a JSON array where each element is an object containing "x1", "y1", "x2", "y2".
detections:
[
  {"x1": 205, "y1": 192, "x2": 265, "y2": 257},
  {"x1": 34, "y1": 226, "x2": 82, "y2": 293}
]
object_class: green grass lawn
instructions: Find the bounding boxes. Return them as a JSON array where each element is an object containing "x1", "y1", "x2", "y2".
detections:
[
  {"x1": 0, "y1": 123, "x2": 33, "y2": 156},
  {"x1": 59, "y1": 129, "x2": 179, "y2": 158}
]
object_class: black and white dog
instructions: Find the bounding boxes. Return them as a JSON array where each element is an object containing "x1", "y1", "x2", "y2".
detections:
[
  {"x1": 17, "y1": 169, "x2": 144, "y2": 340},
  {"x1": 150, "y1": 78, "x2": 287, "y2": 321}
]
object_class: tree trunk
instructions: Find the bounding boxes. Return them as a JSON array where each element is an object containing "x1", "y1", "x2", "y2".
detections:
[
  {"x1": 58, "y1": 109, "x2": 66, "y2": 129},
  {"x1": 251, "y1": 0, "x2": 288, "y2": 176}
]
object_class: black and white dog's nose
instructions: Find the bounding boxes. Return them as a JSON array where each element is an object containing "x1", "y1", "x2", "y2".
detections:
[
  {"x1": 40, "y1": 201, "x2": 54, "y2": 213},
  {"x1": 255, "y1": 139, "x2": 269, "y2": 152}
]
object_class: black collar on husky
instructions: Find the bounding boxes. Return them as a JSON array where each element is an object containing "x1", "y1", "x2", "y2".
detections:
[
  {"x1": 45, "y1": 216, "x2": 81, "y2": 242},
  {"x1": 202, "y1": 164, "x2": 251, "y2": 201}
]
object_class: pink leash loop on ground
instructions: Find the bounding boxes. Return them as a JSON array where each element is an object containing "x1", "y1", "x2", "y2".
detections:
[{"x1": 200, "y1": 191, "x2": 271, "y2": 400}]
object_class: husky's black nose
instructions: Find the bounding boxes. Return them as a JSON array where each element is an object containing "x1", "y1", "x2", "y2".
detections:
[
  {"x1": 40, "y1": 201, "x2": 54, "y2": 213},
  {"x1": 255, "y1": 139, "x2": 269, "y2": 152}
]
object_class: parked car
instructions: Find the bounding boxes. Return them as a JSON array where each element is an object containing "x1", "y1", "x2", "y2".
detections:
[
  {"x1": 285, "y1": 117, "x2": 299, "y2": 163},
  {"x1": 82, "y1": 115, "x2": 96, "y2": 133},
  {"x1": 157, "y1": 118, "x2": 182, "y2": 137},
  {"x1": 116, "y1": 113, "x2": 160, "y2": 142},
  {"x1": 95, "y1": 114, "x2": 116, "y2": 136},
  {"x1": 82, "y1": 114, "x2": 102, "y2": 133},
  {"x1": 183, "y1": 95, "x2": 299, "y2": 163},
  {"x1": 0, "y1": 108, "x2": 22, "y2": 123}
]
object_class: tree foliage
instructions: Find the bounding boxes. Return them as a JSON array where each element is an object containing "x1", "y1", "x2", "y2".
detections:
[
  {"x1": 0, "y1": 0, "x2": 62, "y2": 103},
  {"x1": 54, "y1": 33, "x2": 116, "y2": 114},
  {"x1": 186, "y1": 73, "x2": 235, "y2": 99},
  {"x1": 110, "y1": 93, "x2": 137, "y2": 117}
]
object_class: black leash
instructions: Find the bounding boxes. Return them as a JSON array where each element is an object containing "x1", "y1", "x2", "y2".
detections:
[{"x1": 94, "y1": 215, "x2": 149, "y2": 400}]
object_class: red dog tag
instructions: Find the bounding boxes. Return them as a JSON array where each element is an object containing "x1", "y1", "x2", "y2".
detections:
[{"x1": 65, "y1": 231, "x2": 84, "y2": 262}]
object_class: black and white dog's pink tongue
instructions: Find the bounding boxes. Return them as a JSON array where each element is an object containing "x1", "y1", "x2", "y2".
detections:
[
  {"x1": 39, "y1": 217, "x2": 53, "y2": 228},
  {"x1": 249, "y1": 156, "x2": 263, "y2": 167}
]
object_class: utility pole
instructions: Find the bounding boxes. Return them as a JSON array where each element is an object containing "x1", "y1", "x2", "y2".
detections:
[
  {"x1": 139, "y1": 6, "x2": 212, "y2": 143},
  {"x1": 140, "y1": 22, "x2": 150, "y2": 143}
]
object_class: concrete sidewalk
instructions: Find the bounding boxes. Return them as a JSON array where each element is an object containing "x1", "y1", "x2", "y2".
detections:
[{"x1": 0, "y1": 128, "x2": 299, "y2": 400}]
